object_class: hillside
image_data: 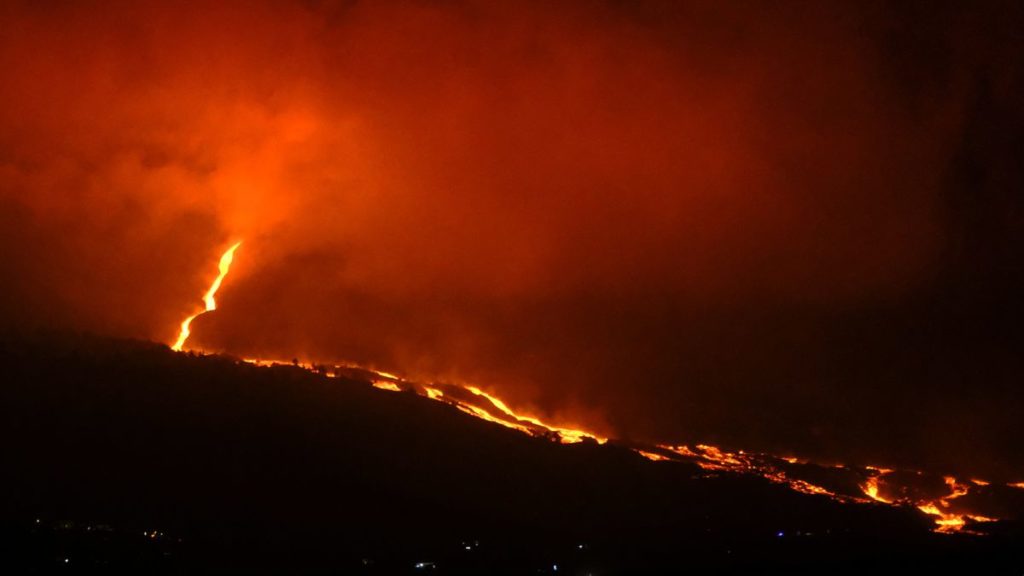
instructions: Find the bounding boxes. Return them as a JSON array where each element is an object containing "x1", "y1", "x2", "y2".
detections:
[{"x1": 1, "y1": 333, "x2": 1021, "y2": 574}]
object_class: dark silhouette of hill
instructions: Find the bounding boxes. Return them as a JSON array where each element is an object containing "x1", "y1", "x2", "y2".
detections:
[{"x1": 0, "y1": 332, "x2": 1021, "y2": 574}]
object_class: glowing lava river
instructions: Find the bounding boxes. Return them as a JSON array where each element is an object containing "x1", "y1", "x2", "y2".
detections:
[
  {"x1": 171, "y1": 241, "x2": 1023, "y2": 535},
  {"x1": 171, "y1": 242, "x2": 242, "y2": 352}
]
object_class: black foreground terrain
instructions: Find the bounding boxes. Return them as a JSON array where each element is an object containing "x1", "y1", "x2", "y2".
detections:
[{"x1": 1, "y1": 333, "x2": 1022, "y2": 574}]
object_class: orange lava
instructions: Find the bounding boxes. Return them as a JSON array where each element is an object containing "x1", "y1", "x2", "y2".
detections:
[
  {"x1": 914, "y1": 476, "x2": 984, "y2": 534},
  {"x1": 637, "y1": 450, "x2": 672, "y2": 462},
  {"x1": 658, "y1": 444, "x2": 842, "y2": 500},
  {"x1": 463, "y1": 385, "x2": 605, "y2": 444},
  {"x1": 171, "y1": 242, "x2": 242, "y2": 351},
  {"x1": 860, "y1": 473, "x2": 893, "y2": 504},
  {"x1": 856, "y1": 471, "x2": 1000, "y2": 533},
  {"x1": 233, "y1": 348, "x2": 1005, "y2": 534},
  {"x1": 169, "y1": 240, "x2": 1004, "y2": 535},
  {"x1": 372, "y1": 381, "x2": 402, "y2": 393}
]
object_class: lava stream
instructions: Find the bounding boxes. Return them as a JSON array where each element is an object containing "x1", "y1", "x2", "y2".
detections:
[
  {"x1": 860, "y1": 469, "x2": 894, "y2": 504},
  {"x1": 168, "y1": 240, "x2": 1015, "y2": 535},
  {"x1": 244, "y1": 352, "x2": 1011, "y2": 534},
  {"x1": 171, "y1": 242, "x2": 242, "y2": 351}
]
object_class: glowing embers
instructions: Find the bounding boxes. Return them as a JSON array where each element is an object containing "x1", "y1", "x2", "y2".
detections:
[{"x1": 172, "y1": 242, "x2": 243, "y2": 351}]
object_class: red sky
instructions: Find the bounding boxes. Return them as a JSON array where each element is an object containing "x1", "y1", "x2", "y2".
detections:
[{"x1": 2, "y1": 1, "x2": 1022, "y2": 477}]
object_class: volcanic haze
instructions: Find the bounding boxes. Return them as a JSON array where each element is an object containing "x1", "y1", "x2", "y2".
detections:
[{"x1": 1, "y1": 1, "x2": 1023, "y2": 478}]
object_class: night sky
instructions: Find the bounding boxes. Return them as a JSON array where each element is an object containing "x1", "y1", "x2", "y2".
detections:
[{"x1": 1, "y1": 1, "x2": 1022, "y2": 478}]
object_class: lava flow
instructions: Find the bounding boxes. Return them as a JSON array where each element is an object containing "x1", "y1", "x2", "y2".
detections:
[
  {"x1": 358, "y1": 367, "x2": 1013, "y2": 534},
  {"x1": 860, "y1": 470, "x2": 894, "y2": 504},
  {"x1": 169, "y1": 241, "x2": 1018, "y2": 535},
  {"x1": 171, "y1": 242, "x2": 242, "y2": 351},
  {"x1": 857, "y1": 470, "x2": 997, "y2": 533}
]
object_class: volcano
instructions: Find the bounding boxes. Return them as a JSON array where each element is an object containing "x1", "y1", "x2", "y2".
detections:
[
  {"x1": 3, "y1": 1, "x2": 1024, "y2": 573},
  {"x1": 2, "y1": 332, "x2": 1022, "y2": 575}
]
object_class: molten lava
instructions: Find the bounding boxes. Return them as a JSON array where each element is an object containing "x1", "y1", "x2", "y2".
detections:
[
  {"x1": 229, "y1": 349, "x2": 1015, "y2": 534},
  {"x1": 168, "y1": 240, "x2": 1017, "y2": 535},
  {"x1": 171, "y1": 242, "x2": 242, "y2": 351},
  {"x1": 371, "y1": 380, "x2": 402, "y2": 393},
  {"x1": 860, "y1": 469, "x2": 894, "y2": 504},
  {"x1": 246, "y1": 348, "x2": 1013, "y2": 533},
  {"x1": 462, "y1": 385, "x2": 605, "y2": 444},
  {"x1": 912, "y1": 476, "x2": 996, "y2": 534}
]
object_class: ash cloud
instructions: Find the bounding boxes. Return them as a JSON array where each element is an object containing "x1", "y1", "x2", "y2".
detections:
[{"x1": 1, "y1": 1, "x2": 1022, "y2": 477}]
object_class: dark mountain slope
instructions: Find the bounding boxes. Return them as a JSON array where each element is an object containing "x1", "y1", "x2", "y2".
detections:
[{"x1": 0, "y1": 333, "x2": 1020, "y2": 574}]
